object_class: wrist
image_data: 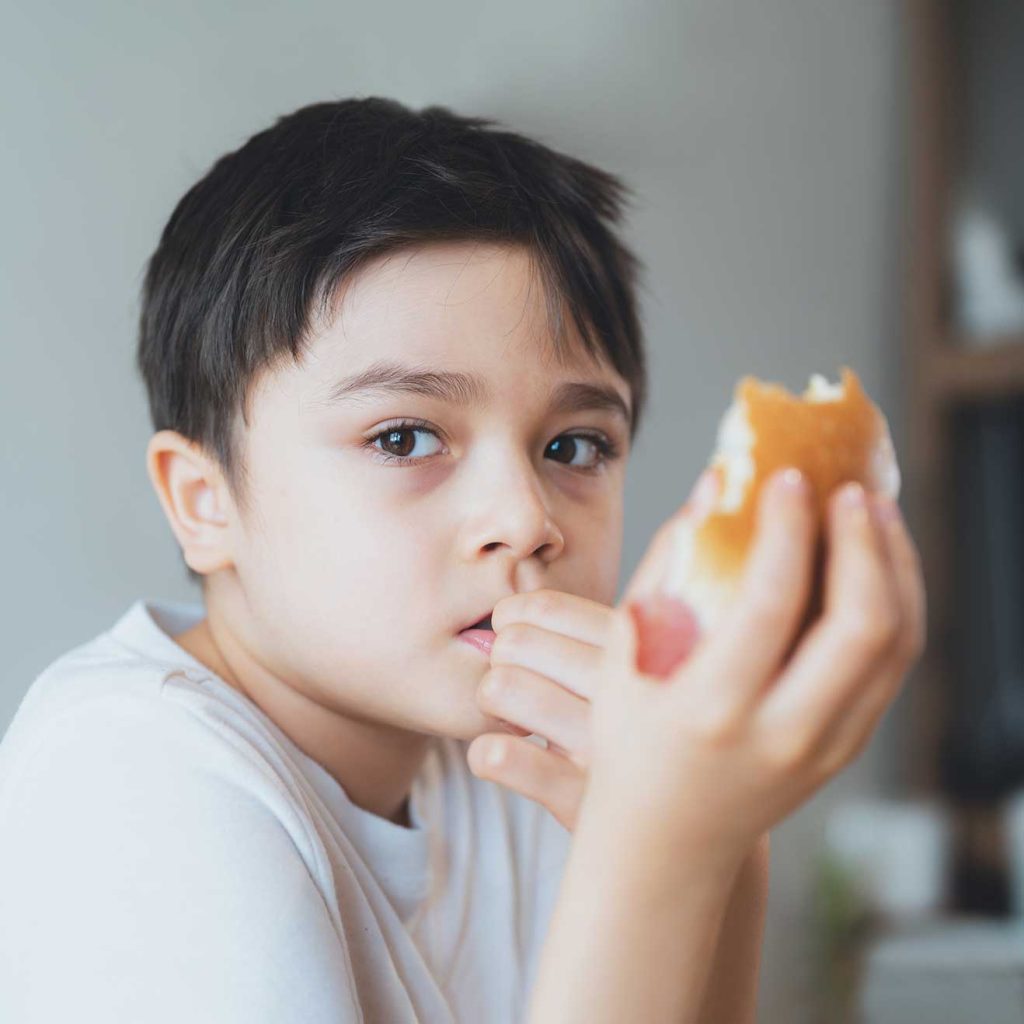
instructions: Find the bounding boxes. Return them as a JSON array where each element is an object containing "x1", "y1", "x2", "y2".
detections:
[{"x1": 574, "y1": 785, "x2": 748, "y2": 894}]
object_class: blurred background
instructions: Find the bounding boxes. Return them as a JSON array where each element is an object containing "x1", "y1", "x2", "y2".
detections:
[{"x1": 3, "y1": 0, "x2": 1024, "y2": 1020}]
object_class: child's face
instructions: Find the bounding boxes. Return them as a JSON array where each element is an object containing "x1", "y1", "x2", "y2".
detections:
[{"x1": 221, "y1": 240, "x2": 631, "y2": 740}]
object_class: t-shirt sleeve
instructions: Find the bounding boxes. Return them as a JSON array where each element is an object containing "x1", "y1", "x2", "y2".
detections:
[{"x1": 0, "y1": 694, "x2": 362, "y2": 1024}]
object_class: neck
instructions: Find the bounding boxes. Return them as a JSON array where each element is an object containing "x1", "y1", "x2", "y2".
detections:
[{"x1": 172, "y1": 606, "x2": 430, "y2": 829}]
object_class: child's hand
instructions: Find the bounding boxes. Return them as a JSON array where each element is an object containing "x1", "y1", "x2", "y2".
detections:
[
  {"x1": 466, "y1": 587, "x2": 602, "y2": 830},
  {"x1": 467, "y1": 466, "x2": 925, "y2": 865},
  {"x1": 582, "y1": 468, "x2": 926, "y2": 870},
  {"x1": 465, "y1": 471, "x2": 724, "y2": 831}
]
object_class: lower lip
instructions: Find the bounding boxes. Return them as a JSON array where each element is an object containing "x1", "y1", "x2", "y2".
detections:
[{"x1": 459, "y1": 629, "x2": 495, "y2": 655}]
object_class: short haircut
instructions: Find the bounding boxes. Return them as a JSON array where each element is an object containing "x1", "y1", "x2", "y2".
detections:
[{"x1": 136, "y1": 97, "x2": 649, "y2": 586}]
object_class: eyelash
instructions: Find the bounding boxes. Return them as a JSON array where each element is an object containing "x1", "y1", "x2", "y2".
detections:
[{"x1": 362, "y1": 418, "x2": 622, "y2": 474}]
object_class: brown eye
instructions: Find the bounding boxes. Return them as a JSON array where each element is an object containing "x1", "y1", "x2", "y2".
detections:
[
  {"x1": 546, "y1": 433, "x2": 616, "y2": 472},
  {"x1": 381, "y1": 428, "x2": 415, "y2": 458},
  {"x1": 365, "y1": 423, "x2": 444, "y2": 465}
]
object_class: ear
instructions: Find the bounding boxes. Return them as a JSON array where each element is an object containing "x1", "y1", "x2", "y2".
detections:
[{"x1": 145, "y1": 430, "x2": 235, "y2": 576}]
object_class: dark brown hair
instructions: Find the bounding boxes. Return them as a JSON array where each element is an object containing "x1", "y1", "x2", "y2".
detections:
[{"x1": 137, "y1": 97, "x2": 649, "y2": 584}]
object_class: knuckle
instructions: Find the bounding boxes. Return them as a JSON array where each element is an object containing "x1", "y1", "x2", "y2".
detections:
[
  {"x1": 898, "y1": 619, "x2": 925, "y2": 665},
  {"x1": 526, "y1": 589, "x2": 559, "y2": 621},
  {"x1": 742, "y1": 585, "x2": 792, "y2": 633},
  {"x1": 691, "y1": 702, "x2": 745, "y2": 746},
  {"x1": 491, "y1": 593, "x2": 522, "y2": 631},
  {"x1": 764, "y1": 731, "x2": 814, "y2": 773},
  {"x1": 491, "y1": 624, "x2": 528, "y2": 661},
  {"x1": 478, "y1": 667, "x2": 514, "y2": 706},
  {"x1": 879, "y1": 603, "x2": 905, "y2": 650},
  {"x1": 881, "y1": 609, "x2": 903, "y2": 650},
  {"x1": 815, "y1": 745, "x2": 850, "y2": 780},
  {"x1": 838, "y1": 606, "x2": 893, "y2": 653}
]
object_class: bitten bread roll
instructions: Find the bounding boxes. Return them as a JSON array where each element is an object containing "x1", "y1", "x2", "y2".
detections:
[{"x1": 658, "y1": 366, "x2": 901, "y2": 638}]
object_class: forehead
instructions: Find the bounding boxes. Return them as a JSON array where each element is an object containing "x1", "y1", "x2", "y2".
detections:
[
  {"x1": 329, "y1": 241, "x2": 546, "y2": 342},
  {"x1": 297, "y1": 240, "x2": 626, "y2": 397}
]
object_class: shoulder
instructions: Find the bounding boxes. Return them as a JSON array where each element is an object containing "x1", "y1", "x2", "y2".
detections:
[
  {"x1": 0, "y1": 679, "x2": 359, "y2": 1022},
  {"x1": 0, "y1": 656, "x2": 334, "y2": 881}
]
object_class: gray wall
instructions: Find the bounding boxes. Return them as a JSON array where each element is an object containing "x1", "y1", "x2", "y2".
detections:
[
  {"x1": 960, "y1": 0, "x2": 1024, "y2": 242},
  {"x1": 1, "y1": 2, "x2": 904, "y2": 1020}
]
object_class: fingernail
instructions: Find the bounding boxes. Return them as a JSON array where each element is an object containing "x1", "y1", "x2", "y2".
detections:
[
  {"x1": 839, "y1": 481, "x2": 867, "y2": 510},
  {"x1": 773, "y1": 467, "x2": 809, "y2": 497}
]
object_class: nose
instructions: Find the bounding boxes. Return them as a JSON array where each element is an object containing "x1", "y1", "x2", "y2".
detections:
[{"x1": 462, "y1": 452, "x2": 565, "y2": 565}]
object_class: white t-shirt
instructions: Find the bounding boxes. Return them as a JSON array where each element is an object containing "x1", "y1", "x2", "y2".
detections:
[{"x1": 0, "y1": 599, "x2": 572, "y2": 1023}]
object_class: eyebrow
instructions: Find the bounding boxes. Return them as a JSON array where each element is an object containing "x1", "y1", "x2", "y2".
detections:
[{"x1": 321, "y1": 359, "x2": 632, "y2": 424}]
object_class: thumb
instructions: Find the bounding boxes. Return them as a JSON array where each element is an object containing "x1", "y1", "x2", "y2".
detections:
[
  {"x1": 609, "y1": 597, "x2": 700, "y2": 684},
  {"x1": 466, "y1": 735, "x2": 584, "y2": 832},
  {"x1": 630, "y1": 592, "x2": 703, "y2": 680}
]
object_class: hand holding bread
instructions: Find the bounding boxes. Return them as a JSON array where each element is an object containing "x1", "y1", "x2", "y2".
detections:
[{"x1": 583, "y1": 368, "x2": 926, "y2": 867}]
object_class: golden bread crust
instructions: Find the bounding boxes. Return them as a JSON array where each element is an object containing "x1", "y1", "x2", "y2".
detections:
[{"x1": 698, "y1": 366, "x2": 894, "y2": 585}]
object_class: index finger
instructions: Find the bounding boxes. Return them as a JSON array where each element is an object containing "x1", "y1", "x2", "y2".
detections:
[
  {"x1": 491, "y1": 589, "x2": 610, "y2": 648},
  {"x1": 683, "y1": 467, "x2": 819, "y2": 708}
]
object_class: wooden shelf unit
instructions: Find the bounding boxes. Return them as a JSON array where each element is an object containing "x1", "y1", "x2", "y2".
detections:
[
  {"x1": 932, "y1": 338, "x2": 1024, "y2": 403},
  {"x1": 904, "y1": 0, "x2": 1024, "y2": 913}
]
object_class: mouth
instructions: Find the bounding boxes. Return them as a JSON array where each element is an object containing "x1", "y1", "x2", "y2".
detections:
[
  {"x1": 458, "y1": 612, "x2": 495, "y2": 655},
  {"x1": 457, "y1": 609, "x2": 494, "y2": 633}
]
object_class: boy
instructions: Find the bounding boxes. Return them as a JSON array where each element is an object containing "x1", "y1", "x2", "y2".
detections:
[{"x1": 0, "y1": 97, "x2": 924, "y2": 1023}]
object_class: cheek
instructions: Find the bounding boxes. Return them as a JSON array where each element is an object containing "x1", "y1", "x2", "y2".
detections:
[
  {"x1": 579, "y1": 507, "x2": 624, "y2": 606},
  {"x1": 242, "y1": 477, "x2": 435, "y2": 642}
]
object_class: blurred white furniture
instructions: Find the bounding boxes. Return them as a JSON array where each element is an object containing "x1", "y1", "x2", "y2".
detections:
[{"x1": 858, "y1": 916, "x2": 1024, "y2": 1024}]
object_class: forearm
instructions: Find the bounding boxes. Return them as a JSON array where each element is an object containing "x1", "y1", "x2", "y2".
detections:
[
  {"x1": 526, "y1": 798, "x2": 745, "y2": 1024},
  {"x1": 697, "y1": 831, "x2": 770, "y2": 1024}
]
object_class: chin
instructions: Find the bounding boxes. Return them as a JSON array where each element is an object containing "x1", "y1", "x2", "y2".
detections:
[{"x1": 419, "y1": 702, "x2": 506, "y2": 744}]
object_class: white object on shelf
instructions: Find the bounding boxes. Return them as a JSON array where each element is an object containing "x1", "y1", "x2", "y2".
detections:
[
  {"x1": 823, "y1": 798, "x2": 951, "y2": 922},
  {"x1": 952, "y1": 199, "x2": 1024, "y2": 342}
]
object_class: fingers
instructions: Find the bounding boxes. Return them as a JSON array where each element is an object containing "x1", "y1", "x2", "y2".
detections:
[
  {"x1": 876, "y1": 494, "x2": 928, "y2": 664},
  {"x1": 491, "y1": 589, "x2": 610, "y2": 650},
  {"x1": 684, "y1": 468, "x2": 820, "y2": 709},
  {"x1": 466, "y1": 734, "x2": 585, "y2": 831},
  {"x1": 758, "y1": 483, "x2": 908, "y2": 763},
  {"x1": 477, "y1": 664, "x2": 592, "y2": 765},
  {"x1": 607, "y1": 598, "x2": 644, "y2": 683},
  {"x1": 807, "y1": 657, "x2": 907, "y2": 777},
  {"x1": 498, "y1": 719, "x2": 533, "y2": 738},
  {"x1": 800, "y1": 495, "x2": 929, "y2": 775},
  {"x1": 490, "y1": 620, "x2": 602, "y2": 700}
]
